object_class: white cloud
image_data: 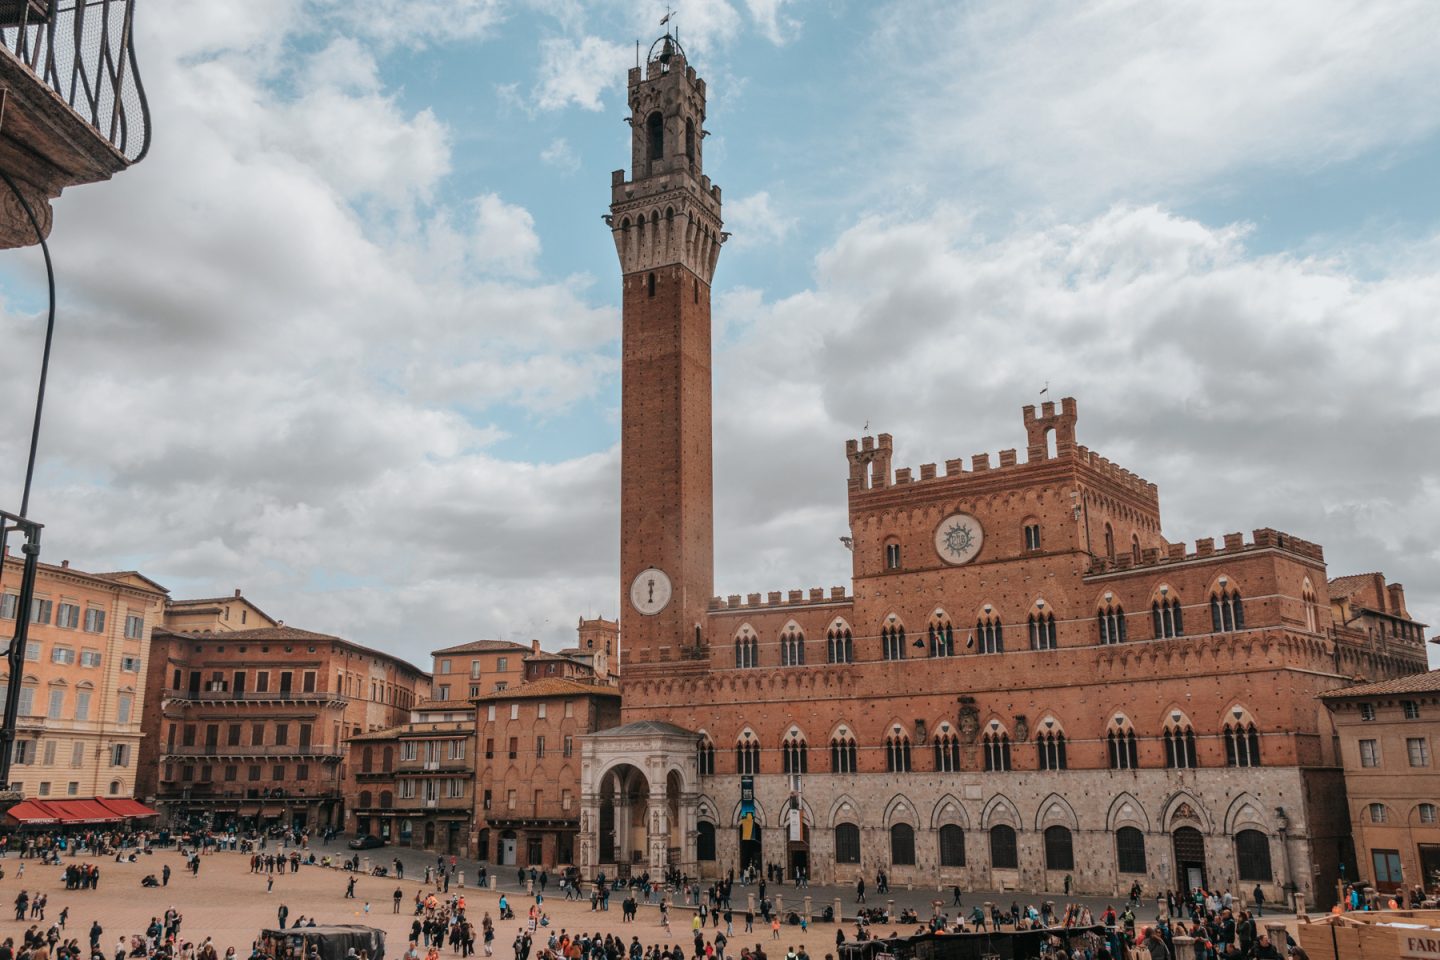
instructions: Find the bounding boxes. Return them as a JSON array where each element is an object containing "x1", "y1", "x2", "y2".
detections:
[
  {"x1": 540, "y1": 137, "x2": 582, "y2": 174},
  {"x1": 744, "y1": 0, "x2": 801, "y2": 45},
  {"x1": 533, "y1": 35, "x2": 632, "y2": 112},
  {"x1": 470, "y1": 193, "x2": 543, "y2": 277},
  {"x1": 878, "y1": 0, "x2": 1440, "y2": 205},
  {"x1": 723, "y1": 191, "x2": 796, "y2": 250}
]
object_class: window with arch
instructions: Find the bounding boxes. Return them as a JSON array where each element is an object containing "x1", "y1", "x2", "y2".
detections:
[
  {"x1": 938, "y1": 824, "x2": 965, "y2": 866},
  {"x1": 685, "y1": 117, "x2": 696, "y2": 166},
  {"x1": 1152, "y1": 592, "x2": 1184, "y2": 638},
  {"x1": 1210, "y1": 586, "x2": 1245, "y2": 633},
  {"x1": 1419, "y1": 803, "x2": 1437, "y2": 824},
  {"x1": 379, "y1": 790, "x2": 393, "y2": 808},
  {"x1": 361, "y1": 746, "x2": 373, "y2": 774},
  {"x1": 1131, "y1": 535, "x2": 1142, "y2": 564},
  {"x1": 1029, "y1": 612, "x2": 1057, "y2": 650},
  {"x1": 835, "y1": 823, "x2": 861, "y2": 863},
  {"x1": 827, "y1": 624, "x2": 854, "y2": 664},
  {"x1": 1224, "y1": 720, "x2": 1261, "y2": 767},
  {"x1": 780, "y1": 625, "x2": 806, "y2": 667},
  {"x1": 1037, "y1": 729, "x2": 1067, "y2": 771},
  {"x1": 882, "y1": 623, "x2": 906, "y2": 660},
  {"x1": 884, "y1": 542, "x2": 901, "y2": 570},
  {"x1": 885, "y1": 733, "x2": 912, "y2": 773},
  {"x1": 359, "y1": 790, "x2": 372, "y2": 808},
  {"x1": 983, "y1": 731, "x2": 1011, "y2": 772},
  {"x1": 1044, "y1": 825, "x2": 1074, "y2": 871},
  {"x1": 890, "y1": 823, "x2": 916, "y2": 866},
  {"x1": 736, "y1": 739, "x2": 761, "y2": 775},
  {"x1": 1163, "y1": 720, "x2": 1197, "y2": 769},
  {"x1": 734, "y1": 630, "x2": 758, "y2": 669},
  {"x1": 1367, "y1": 803, "x2": 1388, "y2": 824},
  {"x1": 647, "y1": 271, "x2": 656, "y2": 298},
  {"x1": 1098, "y1": 603, "x2": 1127, "y2": 644},
  {"x1": 108, "y1": 780, "x2": 121, "y2": 795},
  {"x1": 989, "y1": 824, "x2": 1018, "y2": 870},
  {"x1": 1107, "y1": 721, "x2": 1139, "y2": 770},
  {"x1": 1234, "y1": 829, "x2": 1273, "y2": 881},
  {"x1": 976, "y1": 614, "x2": 1004, "y2": 654},
  {"x1": 782, "y1": 734, "x2": 808, "y2": 774},
  {"x1": 830, "y1": 735, "x2": 858, "y2": 774},
  {"x1": 697, "y1": 737, "x2": 715, "y2": 776},
  {"x1": 1023, "y1": 523, "x2": 1042, "y2": 552},
  {"x1": 646, "y1": 111, "x2": 664, "y2": 162},
  {"x1": 1115, "y1": 826, "x2": 1147, "y2": 873},
  {"x1": 1104, "y1": 523, "x2": 1116, "y2": 559},
  {"x1": 934, "y1": 731, "x2": 961, "y2": 772},
  {"x1": 696, "y1": 821, "x2": 716, "y2": 861},
  {"x1": 1302, "y1": 579, "x2": 1320, "y2": 633},
  {"x1": 928, "y1": 616, "x2": 954, "y2": 657}
]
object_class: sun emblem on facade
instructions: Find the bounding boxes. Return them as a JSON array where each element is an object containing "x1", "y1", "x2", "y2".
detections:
[{"x1": 934, "y1": 512, "x2": 984, "y2": 565}]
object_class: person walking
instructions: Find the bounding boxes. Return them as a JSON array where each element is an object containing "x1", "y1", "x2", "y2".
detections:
[
  {"x1": 346, "y1": 876, "x2": 357, "y2": 899},
  {"x1": 855, "y1": 878, "x2": 865, "y2": 904},
  {"x1": 1252, "y1": 885, "x2": 1266, "y2": 917},
  {"x1": 278, "y1": 904, "x2": 289, "y2": 929},
  {"x1": 394, "y1": 888, "x2": 404, "y2": 914}
]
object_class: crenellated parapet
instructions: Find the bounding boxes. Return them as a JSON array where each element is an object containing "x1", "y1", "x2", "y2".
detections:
[
  {"x1": 707, "y1": 586, "x2": 850, "y2": 612},
  {"x1": 1084, "y1": 527, "x2": 1325, "y2": 577}
]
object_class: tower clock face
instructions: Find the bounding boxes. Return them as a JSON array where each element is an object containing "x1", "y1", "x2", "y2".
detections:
[
  {"x1": 630, "y1": 567, "x2": 674, "y2": 616},
  {"x1": 934, "y1": 513, "x2": 984, "y2": 565}
]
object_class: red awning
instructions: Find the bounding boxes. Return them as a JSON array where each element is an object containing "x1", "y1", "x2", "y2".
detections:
[
  {"x1": 95, "y1": 798, "x2": 157, "y2": 819},
  {"x1": 6, "y1": 799, "x2": 62, "y2": 824},
  {"x1": 6, "y1": 797, "x2": 159, "y2": 826}
]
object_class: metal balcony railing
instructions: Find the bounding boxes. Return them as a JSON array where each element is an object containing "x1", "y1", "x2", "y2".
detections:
[{"x1": 0, "y1": 0, "x2": 149, "y2": 162}]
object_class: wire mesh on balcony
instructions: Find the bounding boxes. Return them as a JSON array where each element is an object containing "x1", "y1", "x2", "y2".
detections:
[{"x1": 0, "y1": 0, "x2": 149, "y2": 162}]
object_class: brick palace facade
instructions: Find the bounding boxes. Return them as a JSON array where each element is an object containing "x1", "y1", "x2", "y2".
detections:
[{"x1": 577, "y1": 34, "x2": 1428, "y2": 909}]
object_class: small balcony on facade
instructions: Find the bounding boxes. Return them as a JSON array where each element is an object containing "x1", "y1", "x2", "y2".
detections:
[{"x1": 0, "y1": 0, "x2": 150, "y2": 247}]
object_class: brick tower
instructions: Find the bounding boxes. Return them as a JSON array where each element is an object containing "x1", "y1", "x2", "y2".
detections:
[{"x1": 609, "y1": 34, "x2": 725, "y2": 676}]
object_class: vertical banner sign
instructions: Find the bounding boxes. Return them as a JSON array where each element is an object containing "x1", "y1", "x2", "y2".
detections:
[{"x1": 740, "y1": 775, "x2": 756, "y2": 840}]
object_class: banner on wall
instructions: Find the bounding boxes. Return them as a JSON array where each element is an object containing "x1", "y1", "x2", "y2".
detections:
[{"x1": 739, "y1": 775, "x2": 756, "y2": 840}]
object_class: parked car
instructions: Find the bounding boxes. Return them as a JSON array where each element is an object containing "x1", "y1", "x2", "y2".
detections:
[{"x1": 348, "y1": 834, "x2": 385, "y2": 850}]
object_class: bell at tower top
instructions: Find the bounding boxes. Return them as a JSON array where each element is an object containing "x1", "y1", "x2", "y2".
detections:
[{"x1": 625, "y1": 31, "x2": 709, "y2": 183}]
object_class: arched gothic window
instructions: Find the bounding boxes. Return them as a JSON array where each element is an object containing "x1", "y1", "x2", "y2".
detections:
[
  {"x1": 1104, "y1": 523, "x2": 1116, "y2": 559},
  {"x1": 1115, "y1": 826, "x2": 1146, "y2": 873},
  {"x1": 1234, "y1": 829, "x2": 1273, "y2": 881},
  {"x1": 780, "y1": 626, "x2": 805, "y2": 667},
  {"x1": 1107, "y1": 719, "x2": 1139, "y2": 770},
  {"x1": 889, "y1": 823, "x2": 916, "y2": 866},
  {"x1": 646, "y1": 111, "x2": 664, "y2": 162},
  {"x1": 734, "y1": 630, "x2": 758, "y2": 669},
  {"x1": 1163, "y1": 720, "x2": 1196, "y2": 769},
  {"x1": 976, "y1": 614, "x2": 1004, "y2": 654},
  {"x1": 989, "y1": 824, "x2": 1018, "y2": 869},
  {"x1": 928, "y1": 616, "x2": 954, "y2": 657},
  {"x1": 697, "y1": 737, "x2": 715, "y2": 776},
  {"x1": 882, "y1": 623, "x2": 906, "y2": 660},
  {"x1": 1029, "y1": 612, "x2": 1057, "y2": 650},
  {"x1": 1098, "y1": 603, "x2": 1127, "y2": 644},
  {"x1": 830, "y1": 735, "x2": 857, "y2": 774},
  {"x1": 834, "y1": 823, "x2": 861, "y2": 863},
  {"x1": 1224, "y1": 721, "x2": 1261, "y2": 767},
  {"x1": 1210, "y1": 587, "x2": 1245, "y2": 633},
  {"x1": 1131, "y1": 535, "x2": 1142, "y2": 564},
  {"x1": 736, "y1": 738, "x2": 761, "y2": 775},
  {"x1": 983, "y1": 731, "x2": 1011, "y2": 772},
  {"x1": 1302, "y1": 579, "x2": 1319, "y2": 633},
  {"x1": 781, "y1": 735, "x2": 808, "y2": 774},
  {"x1": 938, "y1": 824, "x2": 965, "y2": 866},
  {"x1": 1044, "y1": 825, "x2": 1074, "y2": 871},
  {"x1": 1152, "y1": 593, "x2": 1184, "y2": 638},
  {"x1": 1037, "y1": 729, "x2": 1067, "y2": 770},
  {"x1": 827, "y1": 625, "x2": 854, "y2": 664},
  {"x1": 934, "y1": 731, "x2": 961, "y2": 772},
  {"x1": 1023, "y1": 522, "x2": 1042, "y2": 551},
  {"x1": 885, "y1": 733, "x2": 912, "y2": 772}
]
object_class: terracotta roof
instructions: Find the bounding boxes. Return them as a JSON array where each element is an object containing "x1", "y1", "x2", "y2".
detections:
[
  {"x1": 154, "y1": 625, "x2": 429, "y2": 677},
  {"x1": 347, "y1": 720, "x2": 474, "y2": 742},
  {"x1": 87, "y1": 570, "x2": 171, "y2": 593},
  {"x1": 10, "y1": 559, "x2": 169, "y2": 595},
  {"x1": 523, "y1": 651, "x2": 572, "y2": 662},
  {"x1": 592, "y1": 720, "x2": 696, "y2": 738},
  {"x1": 431, "y1": 639, "x2": 531, "y2": 656},
  {"x1": 474, "y1": 678, "x2": 619, "y2": 702},
  {"x1": 414, "y1": 699, "x2": 477, "y2": 711},
  {"x1": 168, "y1": 595, "x2": 277, "y2": 623},
  {"x1": 1318, "y1": 671, "x2": 1440, "y2": 699},
  {"x1": 1328, "y1": 573, "x2": 1382, "y2": 598}
]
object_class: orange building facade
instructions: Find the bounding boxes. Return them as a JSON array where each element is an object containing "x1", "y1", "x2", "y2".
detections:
[
  {"x1": 0, "y1": 558, "x2": 166, "y2": 801},
  {"x1": 578, "y1": 38, "x2": 1428, "y2": 908},
  {"x1": 138, "y1": 622, "x2": 429, "y2": 831}
]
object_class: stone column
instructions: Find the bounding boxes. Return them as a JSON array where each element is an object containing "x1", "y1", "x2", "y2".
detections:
[
  {"x1": 579, "y1": 800, "x2": 600, "y2": 876},
  {"x1": 615, "y1": 799, "x2": 631, "y2": 865},
  {"x1": 648, "y1": 794, "x2": 670, "y2": 874}
]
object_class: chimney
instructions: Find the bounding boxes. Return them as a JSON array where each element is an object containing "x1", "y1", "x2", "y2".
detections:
[
  {"x1": 234, "y1": 588, "x2": 242, "y2": 597},
  {"x1": 532, "y1": 638, "x2": 541, "y2": 654},
  {"x1": 60, "y1": 560, "x2": 69, "y2": 569}
]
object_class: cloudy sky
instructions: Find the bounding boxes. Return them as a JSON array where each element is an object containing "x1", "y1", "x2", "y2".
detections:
[{"x1": 1, "y1": 0, "x2": 1437, "y2": 666}]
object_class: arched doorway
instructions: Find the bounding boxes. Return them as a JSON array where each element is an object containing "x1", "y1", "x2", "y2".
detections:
[
  {"x1": 786, "y1": 805, "x2": 810, "y2": 879},
  {"x1": 740, "y1": 822, "x2": 762, "y2": 874},
  {"x1": 598, "y1": 763, "x2": 651, "y2": 876},
  {"x1": 1173, "y1": 826, "x2": 1207, "y2": 893},
  {"x1": 499, "y1": 829, "x2": 518, "y2": 865}
]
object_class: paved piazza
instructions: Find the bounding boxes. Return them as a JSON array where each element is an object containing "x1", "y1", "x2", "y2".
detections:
[{"x1": 0, "y1": 842, "x2": 1306, "y2": 957}]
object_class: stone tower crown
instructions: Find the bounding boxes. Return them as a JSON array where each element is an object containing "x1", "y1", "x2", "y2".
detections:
[{"x1": 608, "y1": 35, "x2": 725, "y2": 282}]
